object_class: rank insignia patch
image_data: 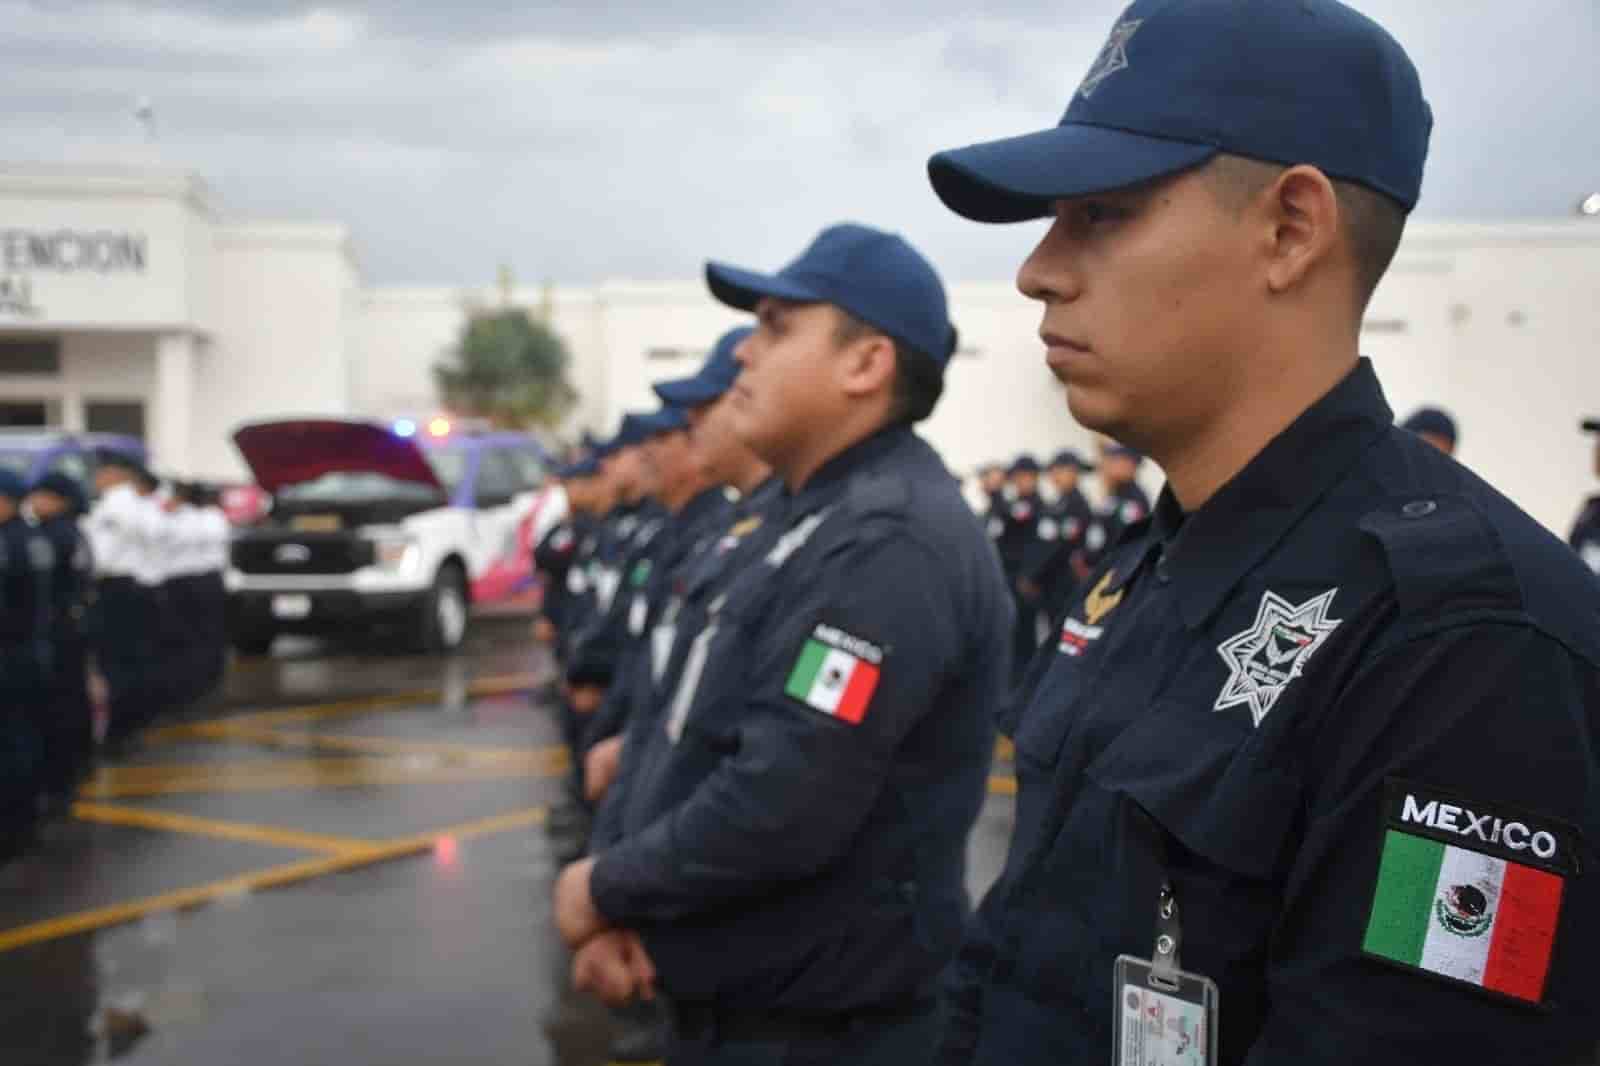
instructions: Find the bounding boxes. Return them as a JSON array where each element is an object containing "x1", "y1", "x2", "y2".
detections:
[{"x1": 1362, "y1": 781, "x2": 1574, "y2": 1006}]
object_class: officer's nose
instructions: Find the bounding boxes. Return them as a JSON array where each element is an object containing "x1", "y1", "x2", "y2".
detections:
[{"x1": 1017, "y1": 211, "x2": 1084, "y2": 306}]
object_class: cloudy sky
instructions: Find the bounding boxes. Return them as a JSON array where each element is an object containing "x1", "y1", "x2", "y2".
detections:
[{"x1": 7, "y1": 1, "x2": 1597, "y2": 285}]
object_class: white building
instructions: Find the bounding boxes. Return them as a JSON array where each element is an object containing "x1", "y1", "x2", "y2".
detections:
[{"x1": 3, "y1": 160, "x2": 1598, "y2": 537}]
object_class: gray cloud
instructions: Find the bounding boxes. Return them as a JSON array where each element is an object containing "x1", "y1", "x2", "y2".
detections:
[{"x1": 4, "y1": 0, "x2": 1596, "y2": 286}]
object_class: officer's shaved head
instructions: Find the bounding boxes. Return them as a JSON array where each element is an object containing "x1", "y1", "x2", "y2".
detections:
[{"x1": 1203, "y1": 154, "x2": 1406, "y2": 314}]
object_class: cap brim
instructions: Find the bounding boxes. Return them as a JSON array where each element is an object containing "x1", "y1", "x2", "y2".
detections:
[
  {"x1": 705, "y1": 261, "x2": 824, "y2": 311},
  {"x1": 653, "y1": 377, "x2": 725, "y2": 409},
  {"x1": 928, "y1": 124, "x2": 1219, "y2": 223}
]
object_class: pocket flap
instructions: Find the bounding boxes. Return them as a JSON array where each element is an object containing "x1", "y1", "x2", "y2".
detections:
[{"x1": 1085, "y1": 706, "x2": 1301, "y2": 879}]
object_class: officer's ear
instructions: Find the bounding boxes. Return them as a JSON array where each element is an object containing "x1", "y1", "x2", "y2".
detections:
[
  {"x1": 833, "y1": 328, "x2": 897, "y2": 402},
  {"x1": 1261, "y1": 164, "x2": 1340, "y2": 298}
]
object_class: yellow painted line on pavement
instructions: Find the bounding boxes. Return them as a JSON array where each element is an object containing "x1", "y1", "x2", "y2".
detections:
[
  {"x1": 0, "y1": 805, "x2": 551, "y2": 955},
  {"x1": 392, "y1": 806, "x2": 548, "y2": 848},
  {"x1": 989, "y1": 774, "x2": 1017, "y2": 796},
  {"x1": 187, "y1": 721, "x2": 548, "y2": 761},
  {"x1": 0, "y1": 837, "x2": 433, "y2": 955},
  {"x1": 80, "y1": 753, "x2": 567, "y2": 800},
  {"x1": 71, "y1": 803, "x2": 374, "y2": 856},
  {"x1": 208, "y1": 672, "x2": 543, "y2": 731}
]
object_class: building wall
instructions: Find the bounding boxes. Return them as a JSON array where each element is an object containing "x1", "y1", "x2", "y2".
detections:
[
  {"x1": 351, "y1": 222, "x2": 1600, "y2": 535},
  {"x1": 194, "y1": 222, "x2": 360, "y2": 480}
]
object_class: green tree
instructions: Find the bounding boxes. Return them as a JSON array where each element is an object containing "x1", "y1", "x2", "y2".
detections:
[{"x1": 433, "y1": 309, "x2": 578, "y2": 429}]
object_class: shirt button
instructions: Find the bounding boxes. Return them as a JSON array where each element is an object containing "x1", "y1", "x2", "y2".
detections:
[
  {"x1": 1155, "y1": 556, "x2": 1172, "y2": 584},
  {"x1": 1402, "y1": 500, "x2": 1438, "y2": 519}
]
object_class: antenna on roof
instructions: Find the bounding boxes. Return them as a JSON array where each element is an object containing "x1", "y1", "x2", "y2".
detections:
[{"x1": 133, "y1": 96, "x2": 156, "y2": 142}]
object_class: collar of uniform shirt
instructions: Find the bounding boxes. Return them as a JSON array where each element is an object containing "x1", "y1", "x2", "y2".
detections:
[
  {"x1": 1150, "y1": 357, "x2": 1394, "y2": 631},
  {"x1": 786, "y1": 423, "x2": 914, "y2": 510}
]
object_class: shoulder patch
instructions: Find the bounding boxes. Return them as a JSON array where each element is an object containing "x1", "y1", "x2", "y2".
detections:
[
  {"x1": 1362, "y1": 778, "x2": 1576, "y2": 1007},
  {"x1": 783, "y1": 621, "x2": 884, "y2": 725},
  {"x1": 1358, "y1": 495, "x2": 1520, "y2": 618}
]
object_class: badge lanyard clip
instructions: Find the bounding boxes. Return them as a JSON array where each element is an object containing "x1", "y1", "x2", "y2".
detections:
[{"x1": 1151, "y1": 880, "x2": 1183, "y2": 992}]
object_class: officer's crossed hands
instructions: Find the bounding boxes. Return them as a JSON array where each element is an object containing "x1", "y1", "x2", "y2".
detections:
[
  {"x1": 583, "y1": 735, "x2": 624, "y2": 804},
  {"x1": 557, "y1": 856, "x2": 659, "y2": 1006}
]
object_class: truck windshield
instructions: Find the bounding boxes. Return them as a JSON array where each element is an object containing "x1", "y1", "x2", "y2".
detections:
[
  {"x1": 277, "y1": 472, "x2": 443, "y2": 503},
  {"x1": 0, "y1": 451, "x2": 32, "y2": 478}
]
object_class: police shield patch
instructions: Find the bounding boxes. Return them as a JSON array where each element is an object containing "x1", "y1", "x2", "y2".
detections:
[{"x1": 1213, "y1": 588, "x2": 1341, "y2": 726}]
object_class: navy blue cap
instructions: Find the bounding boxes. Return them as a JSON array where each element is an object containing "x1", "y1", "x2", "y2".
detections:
[
  {"x1": 0, "y1": 468, "x2": 25, "y2": 499},
  {"x1": 30, "y1": 472, "x2": 86, "y2": 510},
  {"x1": 93, "y1": 446, "x2": 144, "y2": 473},
  {"x1": 1049, "y1": 449, "x2": 1095, "y2": 472},
  {"x1": 635, "y1": 407, "x2": 689, "y2": 439},
  {"x1": 654, "y1": 326, "x2": 754, "y2": 409},
  {"x1": 1401, "y1": 407, "x2": 1458, "y2": 444},
  {"x1": 556, "y1": 457, "x2": 600, "y2": 480},
  {"x1": 1010, "y1": 454, "x2": 1041, "y2": 475},
  {"x1": 706, "y1": 223, "x2": 956, "y2": 367},
  {"x1": 929, "y1": 0, "x2": 1431, "y2": 223}
]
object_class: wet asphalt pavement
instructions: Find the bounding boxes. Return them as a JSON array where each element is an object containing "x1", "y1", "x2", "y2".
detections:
[{"x1": 0, "y1": 615, "x2": 1016, "y2": 1066}]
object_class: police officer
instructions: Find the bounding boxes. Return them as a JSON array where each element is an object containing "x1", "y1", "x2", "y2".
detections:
[
  {"x1": 85, "y1": 450, "x2": 159, "y2": 750},
  {"x1": 1567, "y1": 418, "x2": 1600, "y2": 578},
  {"x1": 579, "y1": 401, "x2": 733, "y2": 807},
  {"x1": 996, "y1": 455, "x2": 1044, "y2": 681},
  {"x1": 533, "y1": 457, "x2": 604, "y2": 653},
  {"x1": 1402, "y1": 407, "x2": 1459, "y2": 456},
  {"x1": 26, "y1": 472, "x2": 95, "y2": 812},
  {"x1": 554, "y1": 222, "x2": 1012, "y2": 1065},
  {"x1": 976, "y1": 463, "x2": 1007, "y2": 531},
  {"x1": 1080, "y1": 441, "x2": 1150, "y2": 575},
  {"x1": 0, "y1": 468, "x2": 52, "y2": 852},
  {"x1": 929, "y1": 2, "x2": 1600, "y2": 1062},
  {"x1": 1017, "y1": 449, "x2": 1094, "y2": 631}
]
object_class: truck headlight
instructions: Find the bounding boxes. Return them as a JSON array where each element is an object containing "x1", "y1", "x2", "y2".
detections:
[{"x1": 372, "y1": 536, "x2": 420, "y2": 573}]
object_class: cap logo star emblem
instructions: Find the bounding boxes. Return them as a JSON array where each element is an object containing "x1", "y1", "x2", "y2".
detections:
[
  {"x1": 1214, "y1": 589, "x2": 1341, "y2": 727},
  {"x1": 1078, "y1": 18, "x2": 1143, "y2": 99}
]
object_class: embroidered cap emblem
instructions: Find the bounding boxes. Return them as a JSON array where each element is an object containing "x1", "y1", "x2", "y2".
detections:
[
  {"x1": 1214, "y1": 589, "x2": 1341, "y2": 726},
  {"x1": 1078, "y1": 18, "x2": 1142, "y2": 99}
]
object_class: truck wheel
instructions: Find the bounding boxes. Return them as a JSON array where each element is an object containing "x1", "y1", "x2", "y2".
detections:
[{"x1": 417, "y1": 562, "x2": 468, "y2": 654}]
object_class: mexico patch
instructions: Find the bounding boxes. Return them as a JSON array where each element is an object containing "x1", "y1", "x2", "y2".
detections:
[
  {"x1": 783, "y1": 623, "x2": 883, "y2": 725},
  {"x1": 1361, "y1": 780, "x2": 1577, "y2": 1006}
]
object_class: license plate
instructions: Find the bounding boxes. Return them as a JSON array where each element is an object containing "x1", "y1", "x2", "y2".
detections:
[{"x1": 271, "y1": 594, "x2": 312, "y2": 620}]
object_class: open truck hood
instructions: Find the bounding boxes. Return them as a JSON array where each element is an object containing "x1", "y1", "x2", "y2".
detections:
[{"x1": 232, "y1": 419, "x2": 444, "y2": 495}]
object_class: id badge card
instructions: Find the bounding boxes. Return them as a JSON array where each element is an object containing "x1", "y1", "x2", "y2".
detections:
[{"x1": 1113, "y1": 954, "x2": 1219, "y2": 1066}]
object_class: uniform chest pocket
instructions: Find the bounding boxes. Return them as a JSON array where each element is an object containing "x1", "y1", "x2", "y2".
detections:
[
  {"x1": 1011, "y1": 656, "x2": 1084, "y2": 773},
  {"x1": 1084, "y1": 704, "x2": 1301, "y2": 880},
  {"x1": 666, "y1": 573, "x2": 776, "y2": 748}
]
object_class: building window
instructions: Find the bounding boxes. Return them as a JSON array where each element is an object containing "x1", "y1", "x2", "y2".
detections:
[
  {"x1": 0, "y1": 336, "x2": 61, "y2": 375},
  {"x1": 86, "y1": 401, "x2": 145, "y2": 441}
]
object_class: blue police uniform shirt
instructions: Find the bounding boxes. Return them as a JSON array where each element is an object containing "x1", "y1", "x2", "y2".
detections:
[
  {"x1": 591, "y1": 477, "x2": 787, "y2": 854},
  {"x1": 1569, "y1": 495, "x2": 1600, "y2": 577},
  {"x1": 941, "y1": 359, "x2": 1600, "y2": 1066},
  {"x1": 583, "y1": 486, "x2": 733, "y2": 752},
  {"x1": 566, "y1": 500, "x2": 666, "y2": 687},
  {"x1": 1020, "y1": 486, "x2": 1093, "y2": 618},
  {"x1": 0, "y1": 514, "x2": 55, "y2": 684},
  {"x1": 589, "y1": 426, "x2": 1013, "y2": 1012}
]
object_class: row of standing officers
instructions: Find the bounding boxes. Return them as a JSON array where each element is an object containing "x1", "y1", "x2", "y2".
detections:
[
  {"x1": 524, "y1": 1, "x2": 1600, "y2": 1063},
  {"x1": 0, "y1": 453, "x2": 229, "y2": 858}
]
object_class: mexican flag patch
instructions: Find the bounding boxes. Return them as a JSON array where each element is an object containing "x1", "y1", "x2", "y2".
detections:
[
  {"x1": 1362, "y1": 781, "x2": 1575, "y2": 1005},
  {"x1": 784, "y1": 623, "x2": 883, "y2": 725}
]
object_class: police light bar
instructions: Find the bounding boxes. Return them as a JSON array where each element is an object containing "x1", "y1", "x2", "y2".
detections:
[{"x1": 392, "y1": 418, "x2": 418, "y2": 438}]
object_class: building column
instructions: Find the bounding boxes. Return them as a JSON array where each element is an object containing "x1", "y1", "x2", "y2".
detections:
[{"x1": 153, "y1": 332, "x2": 196, "y2": 474}]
